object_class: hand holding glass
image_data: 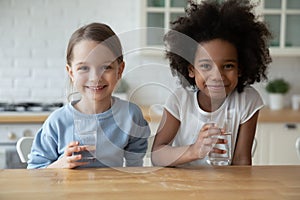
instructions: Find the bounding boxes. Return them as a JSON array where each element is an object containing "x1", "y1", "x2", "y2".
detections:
[
  {"x1": 207, "y1": 121, "x2": 232, "y2": 166},
  {"x1": 73, "y1": 118, "x2": 97, "y2": 162}
]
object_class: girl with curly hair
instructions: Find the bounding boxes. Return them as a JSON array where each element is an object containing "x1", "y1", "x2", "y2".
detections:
[{"x1": 151, "y1": 0, "x2": 272, "y2": 166}]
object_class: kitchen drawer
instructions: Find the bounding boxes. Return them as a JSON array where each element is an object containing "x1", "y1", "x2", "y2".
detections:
[{"x1": 253, "y1": 123, "x2": 300, "y2": 165}]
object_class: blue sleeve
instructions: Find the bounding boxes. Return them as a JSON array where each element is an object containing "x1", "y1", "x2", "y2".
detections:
[
  {"x1": 27, "y1": 105, "x2": 74, "y2": 169},
  {"x1": 27, "y1": 122, "x2": 59, "y2": 169},
  {"x1": 124, "y1": 104, "x2": 151, "y2": 167}
]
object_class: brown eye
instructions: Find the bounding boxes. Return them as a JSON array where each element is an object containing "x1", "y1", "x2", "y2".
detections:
[
  {"x1": 223, "y1": 64, "x2": 234, "y2": 70},
  {"x1": 103, "y1": 65, "x2": 112, "y2": 70}
]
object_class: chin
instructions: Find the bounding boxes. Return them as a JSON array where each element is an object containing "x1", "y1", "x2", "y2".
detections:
[{"x1": 208, "y1": 91, "x2": 227, "y2": 99}]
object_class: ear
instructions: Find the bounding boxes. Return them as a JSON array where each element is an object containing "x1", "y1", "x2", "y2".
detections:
[
  {"x1": 117, "y1": 61, "x2": 125, "y2": 79},
  {"x1": 188, "y1": 65, "x2": 195, "y2": 78},
  {"x1": 66, "y1": 64, "x2": 74, "y2": 82}
]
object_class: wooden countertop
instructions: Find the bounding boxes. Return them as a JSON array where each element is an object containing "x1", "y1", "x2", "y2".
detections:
[
  {"x1": 0, "y1": 112, "x2": 49, "y2": 124},
  {"x1": 258, "y1": 107, "x2": 300, "y2": 123},
  {"x1": 0, "y1": 107, "x2": 299, "y2": 124},
  {"x1": 0, "y1": 166, "x2": 299, "y2": 199}
]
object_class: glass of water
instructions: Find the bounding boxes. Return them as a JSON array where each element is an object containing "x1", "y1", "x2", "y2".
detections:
[
  {"x1": 73, "y1": 117, "x2": 97, "y2": 162},
  {"x1": 207, "y1": 119, "x2": 232, "y2": 166}
]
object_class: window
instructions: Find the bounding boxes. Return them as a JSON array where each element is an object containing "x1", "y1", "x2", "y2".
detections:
[
  {"x1": 263, "y1": 0, "x2": 300, "y2": 48},
  {"x1": 143, "y1": 0, "x2": 188, "y2": 46}
]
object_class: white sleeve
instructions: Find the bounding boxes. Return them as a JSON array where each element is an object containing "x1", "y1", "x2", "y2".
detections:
[
  {"x1": 164, "y1": 88, "x2": 182, "y2": 120},
  {"x1": 241, "y1": 87, "x2": 264, "y2": 124}
]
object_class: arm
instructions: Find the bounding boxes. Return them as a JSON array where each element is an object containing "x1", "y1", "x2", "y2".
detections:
[
  {"x1": 28, "y1": 125, "x2": 88, "y2": 169},
  {"x1": 151, "y1": 109, "x2": 222, "y2": 166},
  {"x1": 232, "y1": 110, "x2": 260, "y2": 165},
  {"x1": 124, "y1": 104, "x2": 151, "y2": 167},
  {"x1": 47, "y1": 141, "x2": 89, "y2": 168},
  {"x1": 124, "y1": 135, "x2": 148, "y2": 167}
]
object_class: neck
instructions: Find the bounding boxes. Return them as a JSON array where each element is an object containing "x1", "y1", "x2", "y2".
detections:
[
  {"x1": 198, "y1": 91, "x2": 225, "y2": 112},
  {"x1": 75, "y1": 98, "x2": 112, "y2": 114}
]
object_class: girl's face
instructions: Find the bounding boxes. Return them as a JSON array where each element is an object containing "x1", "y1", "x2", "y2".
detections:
[
  {"x1": 189, "y1": 39, "x2": 239, "y2": 100},
  {"x1": 67, "y1": 40, "x2": 124, "y2": 105}
]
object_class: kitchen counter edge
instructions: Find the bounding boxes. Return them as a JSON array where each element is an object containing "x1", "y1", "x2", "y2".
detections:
[{"x1": 0, "y1": 107, "x2": 299, "y2": 124}]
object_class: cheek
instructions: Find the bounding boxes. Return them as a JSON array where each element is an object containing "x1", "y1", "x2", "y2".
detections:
[{"x1": 72, "y1": 74, "x2": 87, "y2": 84}]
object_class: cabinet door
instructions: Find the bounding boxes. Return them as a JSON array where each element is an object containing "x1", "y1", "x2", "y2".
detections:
[
  {"x1": 142, "y1": 0, "x2": 187, "y2": 47},
  {"x1": 253, "y1": 123, "x2": 300, "y2": 165},
  {"x1": 268, "y1": 123, "x2": 300, "y2": 165},
  {"x1": 252, "y1": 123, "x2": 270, "y2": 165},
  {"x1": 260, "y1": 0, "x2": 300, "y2": 56},
  {"x1": 144, "y1": 121, "x2": 160, "y2": 166}
]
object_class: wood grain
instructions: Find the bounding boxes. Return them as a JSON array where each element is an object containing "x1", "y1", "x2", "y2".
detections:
[{"x1": 0, "y1": 166, "x2": 299, "y2": 199}]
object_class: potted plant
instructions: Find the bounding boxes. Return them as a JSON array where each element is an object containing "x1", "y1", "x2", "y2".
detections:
[
  {"x1": 265, "y1": 78, "x2": 290, "y2": 110},
  {"x1": 113, "y1": 79, "x2": 129, "y2": 100}
]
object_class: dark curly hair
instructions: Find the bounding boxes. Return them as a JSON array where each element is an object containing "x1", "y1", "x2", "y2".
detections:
[{"x1": 164, "y1": 0, "x2": 272, "y2": 92}]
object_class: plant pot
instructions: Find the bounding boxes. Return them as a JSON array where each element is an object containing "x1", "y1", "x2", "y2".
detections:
[{"x1": 269, "y1": 93, "x2": 284, "y2": 110}]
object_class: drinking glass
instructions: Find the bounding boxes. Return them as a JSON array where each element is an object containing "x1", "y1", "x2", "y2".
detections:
[
  {"x1": 207, "y1": 119, "x2": 232, "y2": 166},
  {"x1": 73, "y1": 117, "x2": 97, "y2": 162}
]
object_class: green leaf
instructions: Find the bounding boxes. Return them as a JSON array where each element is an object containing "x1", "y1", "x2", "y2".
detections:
[{"x1": 265, "y1": 79, "x2": 290, "y2": 94}]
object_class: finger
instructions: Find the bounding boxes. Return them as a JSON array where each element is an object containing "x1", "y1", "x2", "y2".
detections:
[
  {"x1": 68, "y1": 141, "x2": 79, "y2": 148},
  {"x1": 67, "y1": 154, "x2": 90, "y2": 168},
  {"x1": 69, "y1": 154, "x2": 82, "y2": 162},
  {"x1": 200, "y1": 144, "x2": 213, "y2": 155},
  {"x1": 65, "y1": 146, "x2": 86, "y2": 156},
  {"x1": 207, "y1": 127, "x2": 222, "y2": 135},
  {"x1": 201, "y1": 123, "x2": 216, "y2": 131},
  {"x1": 216, "y1": 138, "x2": 228, "y2": 144},
  {"x1": 66, "y1": 161, "x2": 89, "y2": 169},
  {"x1": 202, "y1": 137, "x2": 218, "y2": 145},
  {"x1": 197, "y1": 127, "x2": 219, "y2": 140},
  {"x1": 211, "y1": 147, "x2": 227, "y2": 154}
]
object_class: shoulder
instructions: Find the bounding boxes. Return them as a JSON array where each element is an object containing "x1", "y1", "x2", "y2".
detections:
[
  {"x1": 173, "y1": 87, "x2": 195, "y2": 97},
  {"x1": 113, "y1": 97, "x2": 142, "y2": 112},
  {"x1": 112, "y1": 97, "x2": 148, "y2": 126},
  {"x1": 43, "y1": 103, "x2": 73, "y2": 127},
  {"x1": 229, "y1": 86, "x2": 264, "y2": 123},
  {"x1": 164, "y1": 87, "x2": 196, "y2": 120},
  {"x1": 230, "y1": 86, "x2": 261, "y2": 100},
  {"x1": 112, "y1": 97, "x2": 144, "y2": 119},
  {"x1": 47, "y1": 103, "x2": 71, "y2": 120},
  {"x1": 167, "y1": 87, "x2": 195, "y2": 104},
  {"x1": 243, "y1": 86, "x2": 261, "y2": 97}
]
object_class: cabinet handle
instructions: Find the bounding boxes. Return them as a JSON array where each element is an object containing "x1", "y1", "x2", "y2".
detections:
[{"x1": 285, "y1": 123, "x2": 297, "y2": 130}]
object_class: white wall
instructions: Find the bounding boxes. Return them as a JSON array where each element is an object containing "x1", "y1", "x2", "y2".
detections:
[
  {"x1": 0, "y1": 0, "x2": 299, "y2": 107},
  {"x1": 254, "y1": 56, "x2": 300, "y2": 107}
]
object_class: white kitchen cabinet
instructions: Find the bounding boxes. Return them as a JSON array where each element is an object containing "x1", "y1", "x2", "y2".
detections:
[
  {"x1": 257, "y1": 0, "x2": 300, "y2": 56},
  {"x1": 142, "y1": 0, "x2": 300, "y2": 56},
  {"x1": 141, "y1": 0, "x2": 187, "y2": 47},
  {"x1": 253, "y1": 123, "x2": 300, "y2": 165},
  {"x1": 143, "y1": 121, "x2": 160, "y2": 166}
]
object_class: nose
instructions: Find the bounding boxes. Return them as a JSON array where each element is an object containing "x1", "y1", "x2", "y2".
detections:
[
  {"x1": 89, "y1": 68, "x2": 104, "y2": 82},
  {"x1": 209, "y1": 66, "x2": 224, "y2": 81}
]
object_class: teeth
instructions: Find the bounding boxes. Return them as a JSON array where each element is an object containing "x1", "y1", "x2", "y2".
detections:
[{"x1": 89, "y1": 86, "x2": 104, "y2": 90}]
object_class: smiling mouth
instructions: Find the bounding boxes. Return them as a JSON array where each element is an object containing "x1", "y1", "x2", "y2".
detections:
[
  {"x1": 206, "y1": 85, "x2": 226, "y2": 90},
  {"x1": 86, "y1": 85, "x2": 106, "y2": 91}
]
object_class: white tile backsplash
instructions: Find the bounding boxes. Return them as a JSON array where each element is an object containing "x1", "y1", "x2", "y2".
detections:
[
  {"x1": 0, "y1": 0, "x2": 299, "y2": 107},
  {"x1": 254, "y1": 56, "x2": 300, "y2": 107}
]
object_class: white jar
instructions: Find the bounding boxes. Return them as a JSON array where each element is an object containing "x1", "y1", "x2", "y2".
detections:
[{"x1": 292, "y1": 95, "x2": 300, "y2": 111}]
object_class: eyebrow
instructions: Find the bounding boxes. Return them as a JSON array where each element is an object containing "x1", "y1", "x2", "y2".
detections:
[
  {"x1": 73, "y1": 62, "x2": 87, "y2": 66},
  {"x1": 73, "y1": 60, "x2": 114, "y2": 66},
  {"x1": 198, "y1": 59, "x2": 237, "y2": 63}
]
